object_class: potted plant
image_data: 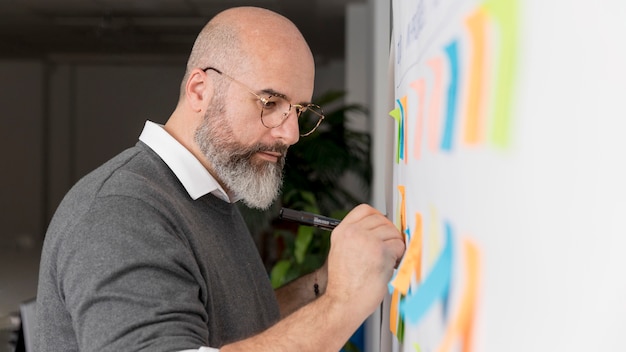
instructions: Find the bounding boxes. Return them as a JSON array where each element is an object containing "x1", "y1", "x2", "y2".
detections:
[
  {"x1": 239, "y1": 89, "x2": 371, "y2": 352},
  {"x1": 240, "y1": 89, "x2": 372, "y2": 277}
]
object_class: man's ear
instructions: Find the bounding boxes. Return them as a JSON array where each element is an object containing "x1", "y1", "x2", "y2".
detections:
[{"x1": 185, "y1": 68, "x2": 213, "y2": 112}]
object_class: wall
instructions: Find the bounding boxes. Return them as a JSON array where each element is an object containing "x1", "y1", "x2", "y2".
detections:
[
  {"x1": 0, "y1": 59, "x2": 183, "y2": 249},
  {"x1": 0, "y1": 58, "x2": 345, "y2": 250},
  {"x1": 0, "y1": 62, "x2": 45, "y2": 249}
]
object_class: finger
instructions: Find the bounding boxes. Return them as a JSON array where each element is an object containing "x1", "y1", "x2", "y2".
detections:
[
  {"x1": 386, "y1": 237, "x2": 406, "y2": 267},
  {"x1": 339, "y1": 207, "x2": 395, "y2": 233},
  {"x1": 339, "y1": 204, "x2": 383, "y2": 224}
]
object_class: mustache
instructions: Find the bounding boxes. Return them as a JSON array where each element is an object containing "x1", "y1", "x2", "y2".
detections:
[
  {"x1": 229, "y1": 143, "x2": 289, "y2": 169},
  {"x1": 240, "y1": 142, "x2": 289, "y2": 160}
]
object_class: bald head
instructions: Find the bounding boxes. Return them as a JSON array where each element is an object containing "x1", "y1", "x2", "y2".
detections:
[
  {"x1": 179, "y1": 7, "x2": 315, "y2": 100},
  {"x1": 166, "y1": 7, "x2": 316, "y2": 206}
]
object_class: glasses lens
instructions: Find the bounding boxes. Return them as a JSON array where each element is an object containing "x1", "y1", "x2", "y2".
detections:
[
  {"x1": 260, "y1": 95, "x2": 292, "y2": 128},
  {"x1": 259, "y1": 96, "x2": 324, "y2": 136},
  {"x1": 298, "y1": 105, "x2": 324, "y2": 136}
]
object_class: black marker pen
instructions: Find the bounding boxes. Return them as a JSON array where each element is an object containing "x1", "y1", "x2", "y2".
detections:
[{"x1": 279, "y1": 208, "x2": 341, "y2": 231}]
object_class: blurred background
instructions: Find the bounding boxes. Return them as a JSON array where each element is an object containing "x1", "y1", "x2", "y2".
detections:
[{"x1": 0, "y1": 0, "x2": 390, "y2": 351}]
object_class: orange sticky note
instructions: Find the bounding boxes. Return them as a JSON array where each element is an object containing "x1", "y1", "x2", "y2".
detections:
[
  {"x1": 391, "y1": 213, "x2": 423, "y2": 295},
  {"x1": 390, "y1": 288, "x2": 400, "y2": 335},
  {"x1": 464, "y1": 6, "x2": 488, "y2": 145},
  {"x1": 398, "y1": 185, "x2": 407, "y2": 232},
  {"x1": 391, "y1": 257, "x2": 413, "y2": 295},
  {"x1": 400, "y1": 95, "x2": 409, "y2": 164},
  {"x1": 437, "y1": 239, "x2": 480, "y2": 352},
  {"x1": 413, "y1": 213, "x2": 423, "y2": 282}
]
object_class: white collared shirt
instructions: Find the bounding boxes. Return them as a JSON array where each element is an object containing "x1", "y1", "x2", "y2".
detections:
[
  {"x1": 138, "y1": 120, "x2": 234, "y2": 203},
  {"x1": 140, "y1": 120, "x2": 223, "y2": 351}
]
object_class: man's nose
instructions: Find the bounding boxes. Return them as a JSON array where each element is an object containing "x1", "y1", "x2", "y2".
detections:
[{"x1": 271, "y1": 111, "x2": 300, "y2": 146}]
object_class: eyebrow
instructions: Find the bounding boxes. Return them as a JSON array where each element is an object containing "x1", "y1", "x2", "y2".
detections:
[
  {"x1": 259, "y1": 88, "x2": 313, "y2": 106},
  {"x1": 259, "y1": 88, "x2": 287, "y2": 99}
]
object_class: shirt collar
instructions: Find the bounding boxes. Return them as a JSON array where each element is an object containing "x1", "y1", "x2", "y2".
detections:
[{"x1": 138, "y1": 120, "x2": 234, "y2": 202}]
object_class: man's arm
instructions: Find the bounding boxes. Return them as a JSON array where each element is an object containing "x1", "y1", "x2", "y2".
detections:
[
  {"x1": 221, "y1": 204, "x2": 405, "y2": 352},
  {"x1": 274, "y1": 262, "x2": 328, "y2": 318},
  {"x1": 224, "y1": 291, "x2": 363, "y2": 351}
]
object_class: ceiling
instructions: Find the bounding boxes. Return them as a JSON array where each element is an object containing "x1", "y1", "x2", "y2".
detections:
[{"x1": 0, "y1": 0, "x2": 362, "y2": 63}]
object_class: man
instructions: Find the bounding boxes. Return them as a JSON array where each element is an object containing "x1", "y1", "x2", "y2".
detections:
[{"x1": 36, "y1": 6, "x2": 405, "y2": 352}]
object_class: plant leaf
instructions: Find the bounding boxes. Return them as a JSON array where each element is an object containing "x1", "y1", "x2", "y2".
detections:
[
  {"x1": 270, "y1": 259, "x2": 292, "y2": 289},
  {"x1": 294, "y1": 225, "x2": 314, "y2": 264}
]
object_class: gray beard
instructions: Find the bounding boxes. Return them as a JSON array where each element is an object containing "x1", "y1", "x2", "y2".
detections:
[{"x1": 194, "y1": 108, "x2": 287, "y2": 210}]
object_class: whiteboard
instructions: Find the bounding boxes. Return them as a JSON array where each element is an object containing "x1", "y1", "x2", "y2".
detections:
[{"x1": 386, "y1": 0, "x2": 626, "y2": 351}]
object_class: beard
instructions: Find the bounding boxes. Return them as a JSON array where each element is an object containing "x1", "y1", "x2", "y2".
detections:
[{"x1": 194, "y1": 101, "x2": 287, "y2": 210}]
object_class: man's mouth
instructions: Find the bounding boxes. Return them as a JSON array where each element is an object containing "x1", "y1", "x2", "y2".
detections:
[{"x1": 256, "y1": 151, "x2": 283, "y2": 163}]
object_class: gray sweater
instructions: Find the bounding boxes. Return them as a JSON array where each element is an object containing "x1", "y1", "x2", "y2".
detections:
[{"x1": 36, "y1": 142, "x2": 280, "y2": 352}]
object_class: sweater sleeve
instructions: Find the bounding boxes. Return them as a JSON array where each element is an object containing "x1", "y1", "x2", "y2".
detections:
[{"x1": 58, "y1": 194, "x2": 210, "y2": 352}]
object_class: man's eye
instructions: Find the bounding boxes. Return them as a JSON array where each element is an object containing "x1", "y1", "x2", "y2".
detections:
[
  {"x1": 263, "y1": 101, "x2": 277, "y2": 109},
  {"x1": 262, "y1": 96, "x2": 280, "y2": 110}
]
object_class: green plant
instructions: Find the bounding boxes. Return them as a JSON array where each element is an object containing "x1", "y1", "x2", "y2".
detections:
[
  {"x1": 269, "y1": 190, "x2": 348, "y2": 289},
  {"x1": 239, "y1": 89, "x2": 371, "y2": 351},
  {"x1": 240, "y1": 90, "x2": 372, "y2": 274},
  {"x1": 281, "y1": 90, "x2": 372, "y2": 215}
]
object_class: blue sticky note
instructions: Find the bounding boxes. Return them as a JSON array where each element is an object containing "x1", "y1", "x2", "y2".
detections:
[
  {"x1": 400, "y1": 222, "x2": 454, "y2": 324},
  {"x1": 441, "y1": 40, "x2": 460, "y2": 151}
]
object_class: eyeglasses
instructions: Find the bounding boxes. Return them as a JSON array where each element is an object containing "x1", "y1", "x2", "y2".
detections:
[{"x1": 202, "y1": 67, "x2": 325, "y2": 137}]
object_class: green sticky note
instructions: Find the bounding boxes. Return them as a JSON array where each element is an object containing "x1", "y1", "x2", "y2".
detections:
[
  {"x1": 390, "y1": 108, "x2": 402, "y2": 163},
  {"x1": 485, "y1": 0, "x2": 518, "y2": 148}
]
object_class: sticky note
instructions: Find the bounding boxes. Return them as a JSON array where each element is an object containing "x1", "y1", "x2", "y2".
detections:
[
  {"x1": 436, "y1": 239, "x2": 481, "y2": 352},
  {"x1": 390, "y1": 214, "x2": 422, "y2": 295},
  {"x1": 427, "y1": 57, "x2": 444, "y2": 152},
  {"x1": 390, "y1": 288, "x2": 401, "y2": 335},
  {"x1": 464, "y1": 7, "x2": 488, "y2": 145},
  {"x1": 400, "y1": 222, "x2": 453, "y2": 324},
  {"x1": 399, "y1": 96, "x2": 409, "y2": 163},
  {"x1": 441, "y1": 39, "x2": 460, "y2": 152},
  {"x1": 485, "y1": 0, "x2": 518, "y2": 148},
  {"x1": 389, "y1": 107, "x2": 402, "y2": 163},
  {"x1": 398, "y1": 185, "x2": 407, "y2": 232},
  {"x1": 410, "y1": 79, "x2": 426, "y2": 159}
]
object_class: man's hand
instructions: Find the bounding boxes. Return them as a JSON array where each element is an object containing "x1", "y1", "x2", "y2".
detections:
[{"x1": 324, "y1": 204, "x2": 406, "y2": 320}]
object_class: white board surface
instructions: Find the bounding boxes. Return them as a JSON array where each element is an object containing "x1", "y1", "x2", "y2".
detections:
[{"x1": 386, "y1": 0, "x2": 626, "y2": 351}]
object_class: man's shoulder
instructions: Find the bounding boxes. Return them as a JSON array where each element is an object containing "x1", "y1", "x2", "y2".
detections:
[
  {"x1": 73, "y1": 142, "x2": 175, "y2": 197},
  {"x1": 46, "y1": 144, "x2": 179, "y2": 234}
]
